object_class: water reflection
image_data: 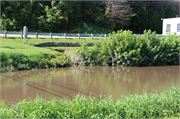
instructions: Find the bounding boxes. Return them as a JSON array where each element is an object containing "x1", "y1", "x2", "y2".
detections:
[{"x1": 0, "y1": 66, "x2": 179, "y2": 103}]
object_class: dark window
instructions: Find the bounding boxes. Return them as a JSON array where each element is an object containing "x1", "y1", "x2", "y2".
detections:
[
  {"x1": 166, "y1": 24, "x2": 171, "y2": 32},
  {"x1": 177, "y1": 24, "x2": 180, "y2": 32}
]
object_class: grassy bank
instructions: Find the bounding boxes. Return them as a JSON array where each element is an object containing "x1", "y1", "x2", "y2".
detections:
[
  {"x1": 0, "y1": 51, "x2": 72, "y2": 72},
  {"x1": 0, "y1": 87, "x2": 179, "y2": 118},
  {"x1": 75, "y1": 30, "x2": 180, "y2": 66},
  {"x1": 0, "y1": 37, "x2": 101, "y2": 52},
  {"x1": 0, "y1": 37, "x2": 79, "y2": 72},
  {"x1": 0, "y1": 37, "x2": 103, "y2": 72},
  {"x1": 1, "y1": 30, "x2": 180, "y2": 72},
  {"x1": 0, "y1": 37, "x2": 103, "y2": 46}
]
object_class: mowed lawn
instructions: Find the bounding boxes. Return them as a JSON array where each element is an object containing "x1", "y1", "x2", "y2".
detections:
[{"x1": 0, "y1": 37, "x2": 102, "y2": 56}]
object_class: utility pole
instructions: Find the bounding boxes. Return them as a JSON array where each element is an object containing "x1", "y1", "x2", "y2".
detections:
[{"x1": 179, "y1": 2, "x2": 180, "y2": 17}]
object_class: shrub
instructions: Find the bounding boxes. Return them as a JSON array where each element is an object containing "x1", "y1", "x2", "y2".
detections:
[
  {"x1": 48, "y1": 54, "x2": 72, "y2": 68},
  {"x1": 0, "y1": 52, "x2": 72, "y2": 72},
  {"x1": 75, "y1": 30, "x2": 180, "y2": 66}
]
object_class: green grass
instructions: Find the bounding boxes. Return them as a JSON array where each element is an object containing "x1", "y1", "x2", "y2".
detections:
[
  {"x1": 0, "y1": 37, "x2": 102, "y2": 54},
  {"x1": 0, "y1": 37, "x2": 103, "y2": 44},
  {"x1": 0, "y1": 36, "x2": 99, "y2": 72},
  {"x1": 0, "y1": 37, "x2": 60, "y2": 56},
  {"x1": 0, "y1": 37, "x2": 76, "y2": 72},
  {"x1": 0, "y1": 51, "x2": 72, "y2": 72},
  {"x1": 0, "y1": 86, "x2": 179, "y2": 118}
]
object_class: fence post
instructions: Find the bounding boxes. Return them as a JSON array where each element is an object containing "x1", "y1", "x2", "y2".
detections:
[
  {"x1": 78, "y1": 33, "x2": 80, "y2": 39},
  {"x1": 5, "y1": 31, "x2": 7, "y2": 38},
  {"x1": 26, "y1": 28, "x2": 28, "y2": 44},
  {"x1": 23, "y1": 26, "x2": 28, "y2": 44},
  {"x1": 105, "y1": 34, "x2": 107, "y2": 39},
  {"x1": 21, "y1": 32, "x2": 23, "y2": 39},
  {"x1": 64, "y1": 33, "x2": 67, "y2": 39},
  {"x1": 50, "y1": 33, "x2": 52, "y2": 39},
  {"x1": 36, "y1": 32, "x2": 38, "y2": 39},
  {"x1": 91, "y1": 33, "x2": 93, "y2": 39}
]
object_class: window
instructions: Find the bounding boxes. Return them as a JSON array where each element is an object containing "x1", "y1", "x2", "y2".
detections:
[
  {"x1": 166, "y1": 24, "x2": 171, "y2": 32},
  {"x1": 177, "y1": 24, "x2": 180, "y2": 32}
]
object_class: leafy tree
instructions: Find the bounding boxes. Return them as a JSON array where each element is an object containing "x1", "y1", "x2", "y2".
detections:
[
  {"x1": 38, "y1": 1, "x2": 64, "y2": 32},
  {"x1": 57, "y1": 1, "x2": 82, "y2": 31},
  {"x1": 124, "y1": 1, "x2": 178, "y2": 34},
  {"x1": 1, "y1": 1, "x2": 44, "y2": 31},
  {"x1": 1, "y1": 1, "x2": 178, "y2": 34},
  {"x1": 166, "y1": 6, "x2": 178, "y2": 18}
]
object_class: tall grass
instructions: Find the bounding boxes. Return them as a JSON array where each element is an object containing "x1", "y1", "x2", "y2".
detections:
[
  {"x1": 0, "y1": 51, "x2": 72, "y2": 72},
  {"x1": 0, "y1": 87, "x2": 179, "y2": 118},
  {"x1": 75, "y1": 30, "x2": 180, "y2": 66}
]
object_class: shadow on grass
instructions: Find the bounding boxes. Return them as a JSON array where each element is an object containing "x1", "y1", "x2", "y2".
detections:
[
  {"x1": 37, "y1": 38, "x2": 45, "y2": 39},
  {"x1": 1, "y1": 46, "x2": 15, "y2": 49},
  {"x1": 27, "y1": 38, "x2": 46, "y2": 39},
  {"x1": 7, "y1": 37, "x2": 16, "y2": 39}
]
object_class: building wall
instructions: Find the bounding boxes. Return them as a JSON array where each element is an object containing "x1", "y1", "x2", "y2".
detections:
[{"x1": 162, "y1": 17, "x2": 180, "y2": 35}]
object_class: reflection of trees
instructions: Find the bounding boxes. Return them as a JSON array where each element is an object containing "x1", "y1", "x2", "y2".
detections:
[
  {"x1": 1, "y1": 68, "x2": 73, "y2": 88},
  {"x1": 1, "y1": 66, "x2": 179, "y2": 97},
  {"x1": 71, "y1": 66, "x2": 179, "y2": 96}
]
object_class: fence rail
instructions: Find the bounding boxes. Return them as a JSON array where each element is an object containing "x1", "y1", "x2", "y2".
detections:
[{"x1": 0, "y1": 31, "x2": 166, "y2": 39}]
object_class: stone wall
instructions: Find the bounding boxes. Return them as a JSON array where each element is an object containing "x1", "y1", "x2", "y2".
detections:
[{"x1": 34, "y1": 42, "x2": 99, "y2": 47}]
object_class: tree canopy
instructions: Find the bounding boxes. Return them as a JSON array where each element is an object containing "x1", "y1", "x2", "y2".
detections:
[{"x1": 1, "y1": 1, "x2": 179, "y2": 34}]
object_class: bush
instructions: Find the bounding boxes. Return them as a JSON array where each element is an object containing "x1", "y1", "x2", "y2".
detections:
[
  {"x1": 0, "y1": 52, "x2": 72, "y2": 72},
  {"x1": 75, "y1": 30, "x2": 180, "y2": 66}
]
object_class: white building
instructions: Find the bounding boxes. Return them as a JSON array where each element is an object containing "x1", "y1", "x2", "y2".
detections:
[{"x1": 162, "y1": 17, "x2": 180, "y2": 35}]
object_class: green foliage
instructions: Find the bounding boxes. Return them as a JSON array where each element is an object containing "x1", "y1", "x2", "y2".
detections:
[
  {"x1": 167, "y1": 6, "x2": 179, "y2": 18},
  {"x1": 1, "y1": 1, "x2": 110, "y2": 33},
  {"x1": 38, "y1": 1, "x2": 64, "y2": 32},
  {"x1": 0, "y1": 87, "x2": 180, "y2": 118},
  {"x1": 1, "y1": 1, "x2": 43, "y2": 31},
  {"x1": 0, "y1": 52, "x2": 72, "y2": 72},
  {"x1": 75, "y1": 30, "x2": 180, "y2": 66},
  {"x1": 1, "y1": 1, "x2": 179, "y2": 34},
  {"x1": 48, "y1": 54, "x2": 72, "y2": 68},
  {"x1": 122, "y1": 2, "x2": 179, "y2": 34}
]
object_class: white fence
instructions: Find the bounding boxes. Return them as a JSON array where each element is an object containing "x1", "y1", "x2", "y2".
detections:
[
  {"x1": 0, "y1": 31, "x2": 110, "y2": 39},
  {"x1": 0, "y1": 31, "x2": 165, "y2": 39}
]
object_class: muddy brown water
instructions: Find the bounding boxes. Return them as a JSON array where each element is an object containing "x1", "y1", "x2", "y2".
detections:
[{"x1": 0, "y1": 66, "x2": 179, "y2": 104}]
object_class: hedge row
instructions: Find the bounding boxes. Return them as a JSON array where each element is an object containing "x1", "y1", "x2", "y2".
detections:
[
  {"x1": 0, "y1": 52, "x2": 72, "y2": 72},
  {"x1": 75, "y1": 30, "x2": 180, "y2": 66}
]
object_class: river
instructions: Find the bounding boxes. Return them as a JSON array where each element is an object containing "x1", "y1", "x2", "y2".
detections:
[{"x1": 0, "y1": 66, "x2": 179, "y2": 104}]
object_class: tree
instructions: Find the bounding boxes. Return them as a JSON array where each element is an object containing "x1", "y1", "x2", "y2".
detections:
[
  {"x1": 123, "y1": 1, "x2": 178, "y2": 34},
  {"x1": 57, "y1": 1, "x2": 82, "y2": 31},
  {"x1": 38, "y1": 1, "x2": 64, "y2": 32},
  {"x1": 1, "y1": 1, "x2": 44, "y2": 31},
  {"x1": 105, "y1": 1, "x2": 133, "y2": 27}
]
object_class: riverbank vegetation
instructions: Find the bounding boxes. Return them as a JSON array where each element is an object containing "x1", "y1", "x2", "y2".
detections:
[
  {"x1": 0, "y1": 36, "x2": 103, "y2": 72},
  {"x1": 75, "y1": 30, "x2": 180, "y2": 66},
  {"x1": 0, "y1": 37, "x2": 79, "y2": 72},
  {"x1": 0, "y1": 87, "x2": 179, "y2": 118},
  {"x1": 0, "y1": 52, "x2": 71, "y2": 72},
  {"x1": 1, "y1": 30, "x2": 180, "y2": 72}
]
